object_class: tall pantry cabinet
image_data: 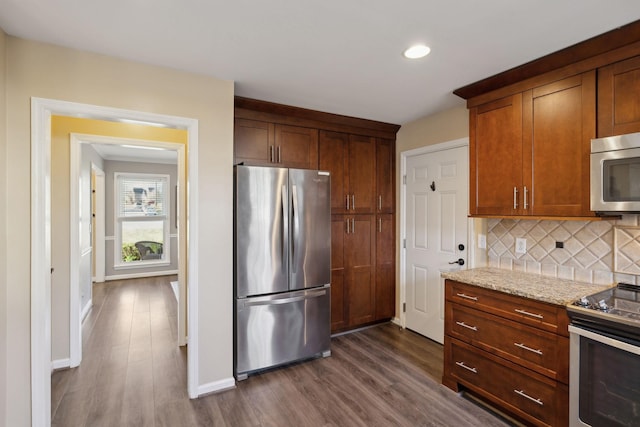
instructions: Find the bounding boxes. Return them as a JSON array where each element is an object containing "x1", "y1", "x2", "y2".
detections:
[{"x1": 234, "y1": 97, "x2": 400, "y2": 333}]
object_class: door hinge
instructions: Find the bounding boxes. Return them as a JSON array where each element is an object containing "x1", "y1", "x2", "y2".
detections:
[
  {"x1": 403, "y1": 302, "x2": 406, "y2": 313},
  {"x1": 403, "y1": 238, "x2": 406, "y2": 249},
  {"x1": 403, "y1": 175, "x2": 407, "y2": 185}
]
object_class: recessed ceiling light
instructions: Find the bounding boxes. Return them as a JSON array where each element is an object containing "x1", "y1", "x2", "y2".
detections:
[{"x1": 403, "y1": 44, "x2": 431, "y2": 59}]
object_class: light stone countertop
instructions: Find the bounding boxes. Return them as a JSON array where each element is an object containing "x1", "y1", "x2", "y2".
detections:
[{"x1": 441, "y1": 267, "x2": 615, "y2": 306}]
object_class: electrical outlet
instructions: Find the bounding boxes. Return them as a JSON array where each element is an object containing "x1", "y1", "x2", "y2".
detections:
[
  {"x1": 478, "y1": 234, "x2": 486, "y2": 249},
  {"x1": 515, "y1": 238, "x2": 527, "y2": 254}
]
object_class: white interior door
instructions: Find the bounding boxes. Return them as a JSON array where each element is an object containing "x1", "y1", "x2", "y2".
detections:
[
  {"x1": 92, "y1": 164, "x2": 105, "y2": 283},
  {"x1": 404, "y1": 144, "x2": 468, "y2": 343}
]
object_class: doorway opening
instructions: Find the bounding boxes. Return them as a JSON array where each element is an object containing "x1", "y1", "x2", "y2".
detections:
[
  {"x1": 68, "y1": 133, "x2": 187, "y2": 368},
  {"x1": 31, "y1": 98, "x2": 200, "y2": 426}
]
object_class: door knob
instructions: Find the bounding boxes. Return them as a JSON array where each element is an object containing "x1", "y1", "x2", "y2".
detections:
[{"x1": 449, "y1": 258, "x2": 465, "y2": 266}]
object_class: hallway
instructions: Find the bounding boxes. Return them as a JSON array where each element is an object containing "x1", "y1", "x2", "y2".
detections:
[{"x1": 52, "y1": 276, "x2": 184, "y2": 426}]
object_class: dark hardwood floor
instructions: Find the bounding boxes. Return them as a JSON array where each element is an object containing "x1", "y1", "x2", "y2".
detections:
[{"x1": 52, "y1": 277, "x2": 513, "y2": 426}]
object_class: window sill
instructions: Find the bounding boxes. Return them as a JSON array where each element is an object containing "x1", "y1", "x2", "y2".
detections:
[{"x1": 114, "y1": 260, "x2": 171, "y2": 270}]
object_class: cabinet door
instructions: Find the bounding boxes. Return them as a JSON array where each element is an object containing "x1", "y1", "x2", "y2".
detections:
[
  {"x1": 470, "y1": 94, "x2": 524, "y2": 215},
  {"x1": 346, "y1": 215, "x2": 376, "y2": 326},
  {"x1": 348, "y1": 135, "x2": 376, "y2": 213},
  {"x1": 376, "y1": 138, "x2": 395, "y2": 213},
  {"x1": 330, "y1": 215, "x2": 347, "y2": 332},
  {"x1": 524, "y1": 72, "x2": 596, "y2": 216},
  {"x1": 319, "y1": 131, "x2": 349, "y2": 213},
  {"x1": 375, "y1": 214, "x2": 395, "y2": 320},
  {"x1": 274, "y1": 124, "x2": 319, "y2": 169},
  {"x1": 234, "y1": 118, "x2": 274, "y2": 165},
  {"x1": 598, "y1": 55, "x2": 640, "y2": 137}
]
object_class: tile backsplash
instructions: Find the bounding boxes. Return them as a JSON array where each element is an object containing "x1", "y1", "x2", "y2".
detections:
[{"x1": 487, "y1": 215, "x2": 640, "y2": 285}]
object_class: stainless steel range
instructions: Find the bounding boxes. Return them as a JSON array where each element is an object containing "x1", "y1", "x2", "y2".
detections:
[{"x1": 567, "y1": 282, "x2": 640, "y2": 427}]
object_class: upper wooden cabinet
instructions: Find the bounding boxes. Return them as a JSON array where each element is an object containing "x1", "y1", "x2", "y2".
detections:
[
  {"x1": 525, "y1": 73, "x2": 595, "y2": 217},
  {"x1": 274, "y1": 124, "x2": 319, "y2": 169},
  {"x1": 470, "y1": 94, "x2": 524, "y2": 216},
  {"x1": 234, "y1": 118, "x2": 274, "y2": 166},
  {"x1": 376, "y1": 139, "x2": 395, "y2": 213},
  {"x1": 456, "y1": 20, "x2": 640, "y2": 219},
  {"x1": 234, "y1": 119, "x2": 318, "y2": 169},
  {"x1": 319, "y1": 131, "x2": 376, "y2": 214},
  {"x1": 598, "y1": 55, "x2": 640, "y2": 137},
  {"x1": 470, "y1": 72, "x2": 595, "y2": 217}
]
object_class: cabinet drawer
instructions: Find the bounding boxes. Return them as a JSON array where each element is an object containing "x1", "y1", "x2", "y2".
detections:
[
  {"x1": 446, "y1": 281, "x2": 568, "y2": 336},
  {"x1": 447, "y1": 303, "x2": 568, "y2": 383},
  {"x1": 449, "y1": 339, "x2": 566, "y2": 427}
]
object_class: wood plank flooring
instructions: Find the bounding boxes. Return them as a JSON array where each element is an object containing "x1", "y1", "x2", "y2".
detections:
[{"x1": 52, "y1": 277, "x2": 514, "y2": 426}]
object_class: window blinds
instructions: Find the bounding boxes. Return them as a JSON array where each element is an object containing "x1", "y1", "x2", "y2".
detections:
[{"x1": 117, "y1": 176, "x2": 167, "y2": 217}]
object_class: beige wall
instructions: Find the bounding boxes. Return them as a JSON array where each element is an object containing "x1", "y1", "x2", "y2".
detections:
[
  {"x1": 5, "y1": 36, "x2": 234, "y2": 425},
  {"x1": 0, "y1": 27, "x2": 7, "y2": 427},
  {"x1": 393, "y1": 106, "x2": 474, "y2": 316}
]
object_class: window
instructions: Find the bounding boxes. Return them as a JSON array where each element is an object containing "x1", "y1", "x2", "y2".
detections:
[{"x1": 115, "y1": 173, "x2": 170, "y2": 267}]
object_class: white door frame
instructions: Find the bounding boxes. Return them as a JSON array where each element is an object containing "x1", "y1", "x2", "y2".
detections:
[
  {"x1": 399, "y1": 137, "x2": 472, "y2": 328},
  {"x1": 92, "y1": 163, "x2": 106, "y2": 284},
  {"x1": 31, "y1": 97, "x2": 200, "y2": 427},
  {"x1": 69, "y1": 133, "x2": 188, "y2": 368}
]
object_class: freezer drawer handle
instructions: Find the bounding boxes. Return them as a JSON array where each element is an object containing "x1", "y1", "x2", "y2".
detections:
[{"x1": 242, "y1": 289, "x2": 327, "y2": 307}]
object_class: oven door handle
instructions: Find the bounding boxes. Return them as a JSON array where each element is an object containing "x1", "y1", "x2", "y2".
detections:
[{"x1": 569, "y1": 324, "x2": 640, "y2": 356}]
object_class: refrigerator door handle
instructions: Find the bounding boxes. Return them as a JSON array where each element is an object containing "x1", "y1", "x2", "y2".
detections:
[
  {"x1": 241, "y1": 288, "x2": 328, "y2": 307},
  {"x1": 291, "y1": 184, "x2": 300, "y2": 273},
  {"x1": 281, "y1": 184, "x2": 289, "y2": 270}
]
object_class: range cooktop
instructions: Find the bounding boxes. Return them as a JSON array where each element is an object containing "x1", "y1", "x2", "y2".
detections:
[{"x1": 567, "y1": 282, "x2": 640, "y2": 340}]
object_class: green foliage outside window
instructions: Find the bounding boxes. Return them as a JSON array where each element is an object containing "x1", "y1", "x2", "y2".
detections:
[{"x1": 122, "y1": 243, "x2": 141, "y2": 262}]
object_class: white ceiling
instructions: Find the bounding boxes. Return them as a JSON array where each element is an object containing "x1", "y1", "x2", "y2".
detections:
[
  {"x1": 1, "y1": 1, "x2": 639, "y2": 125},
  {"x1": 91, "y1": 143, "x2": 178, "y2": 164}
]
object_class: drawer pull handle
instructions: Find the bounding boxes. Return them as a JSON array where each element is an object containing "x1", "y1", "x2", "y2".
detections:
[
  {"x1": 456, "y1": 293, "x2": 478, "y2": 301},
  {"x1": 456, "y1": 321, "x2": 478, "y2": 332},
  {"x1": 455, "y1": 361, "x2": 477, "y2": 374},
  {"x1": 514, "y1": 389, "x2": 543, "y2": 406},
  {"x1": 514, "y1": 342, "x2": 543, "y2": 355},
  {"x1": 515, "y1": 308, "x2": 543, "y2": 319}
]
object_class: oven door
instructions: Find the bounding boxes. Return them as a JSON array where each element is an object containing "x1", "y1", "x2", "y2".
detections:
[{"x1": 569, "y1": 324, "x2": 640, "y2": 427}]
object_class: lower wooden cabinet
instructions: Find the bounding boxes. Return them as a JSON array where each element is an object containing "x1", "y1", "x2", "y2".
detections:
[
  {"x1": 331, "y1": 214, "x2": 395, "y2": 333},
  {"x1": 446, "y1": 339, "x2": 568, "y2": 427},
  {"x1": 443, "y1": 280, "x2": 569, "y2": 427},
  {"x1": 375, "y1": 214, "x2": 395, "y2": 319}
]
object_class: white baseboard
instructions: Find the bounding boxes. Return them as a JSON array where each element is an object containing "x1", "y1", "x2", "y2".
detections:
[
  {"x1": 81, "y1": 299, "x2": 93, "y2": 322},
  {"x1": 391, "y1": 317, "x2": 402, "y2": 327},
  {"x1": 196, "y1": 377, "x2": 236, "y2": 397},
  {"x1": 105, "y1": 269, "x2": 178, "y2": 281},
  {"x1": 51, "y1": 358, "x2": 71, "y2": 371}
]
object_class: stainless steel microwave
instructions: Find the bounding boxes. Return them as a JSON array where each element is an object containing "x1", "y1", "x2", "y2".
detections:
[{"x1": 591, "y1": 132, "x2": 640, "y2": 213}]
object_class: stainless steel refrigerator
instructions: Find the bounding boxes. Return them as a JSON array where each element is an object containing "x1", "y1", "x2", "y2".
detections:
[{"x1": 234, "y1": 165, "x2": 331, "y2": 380}]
